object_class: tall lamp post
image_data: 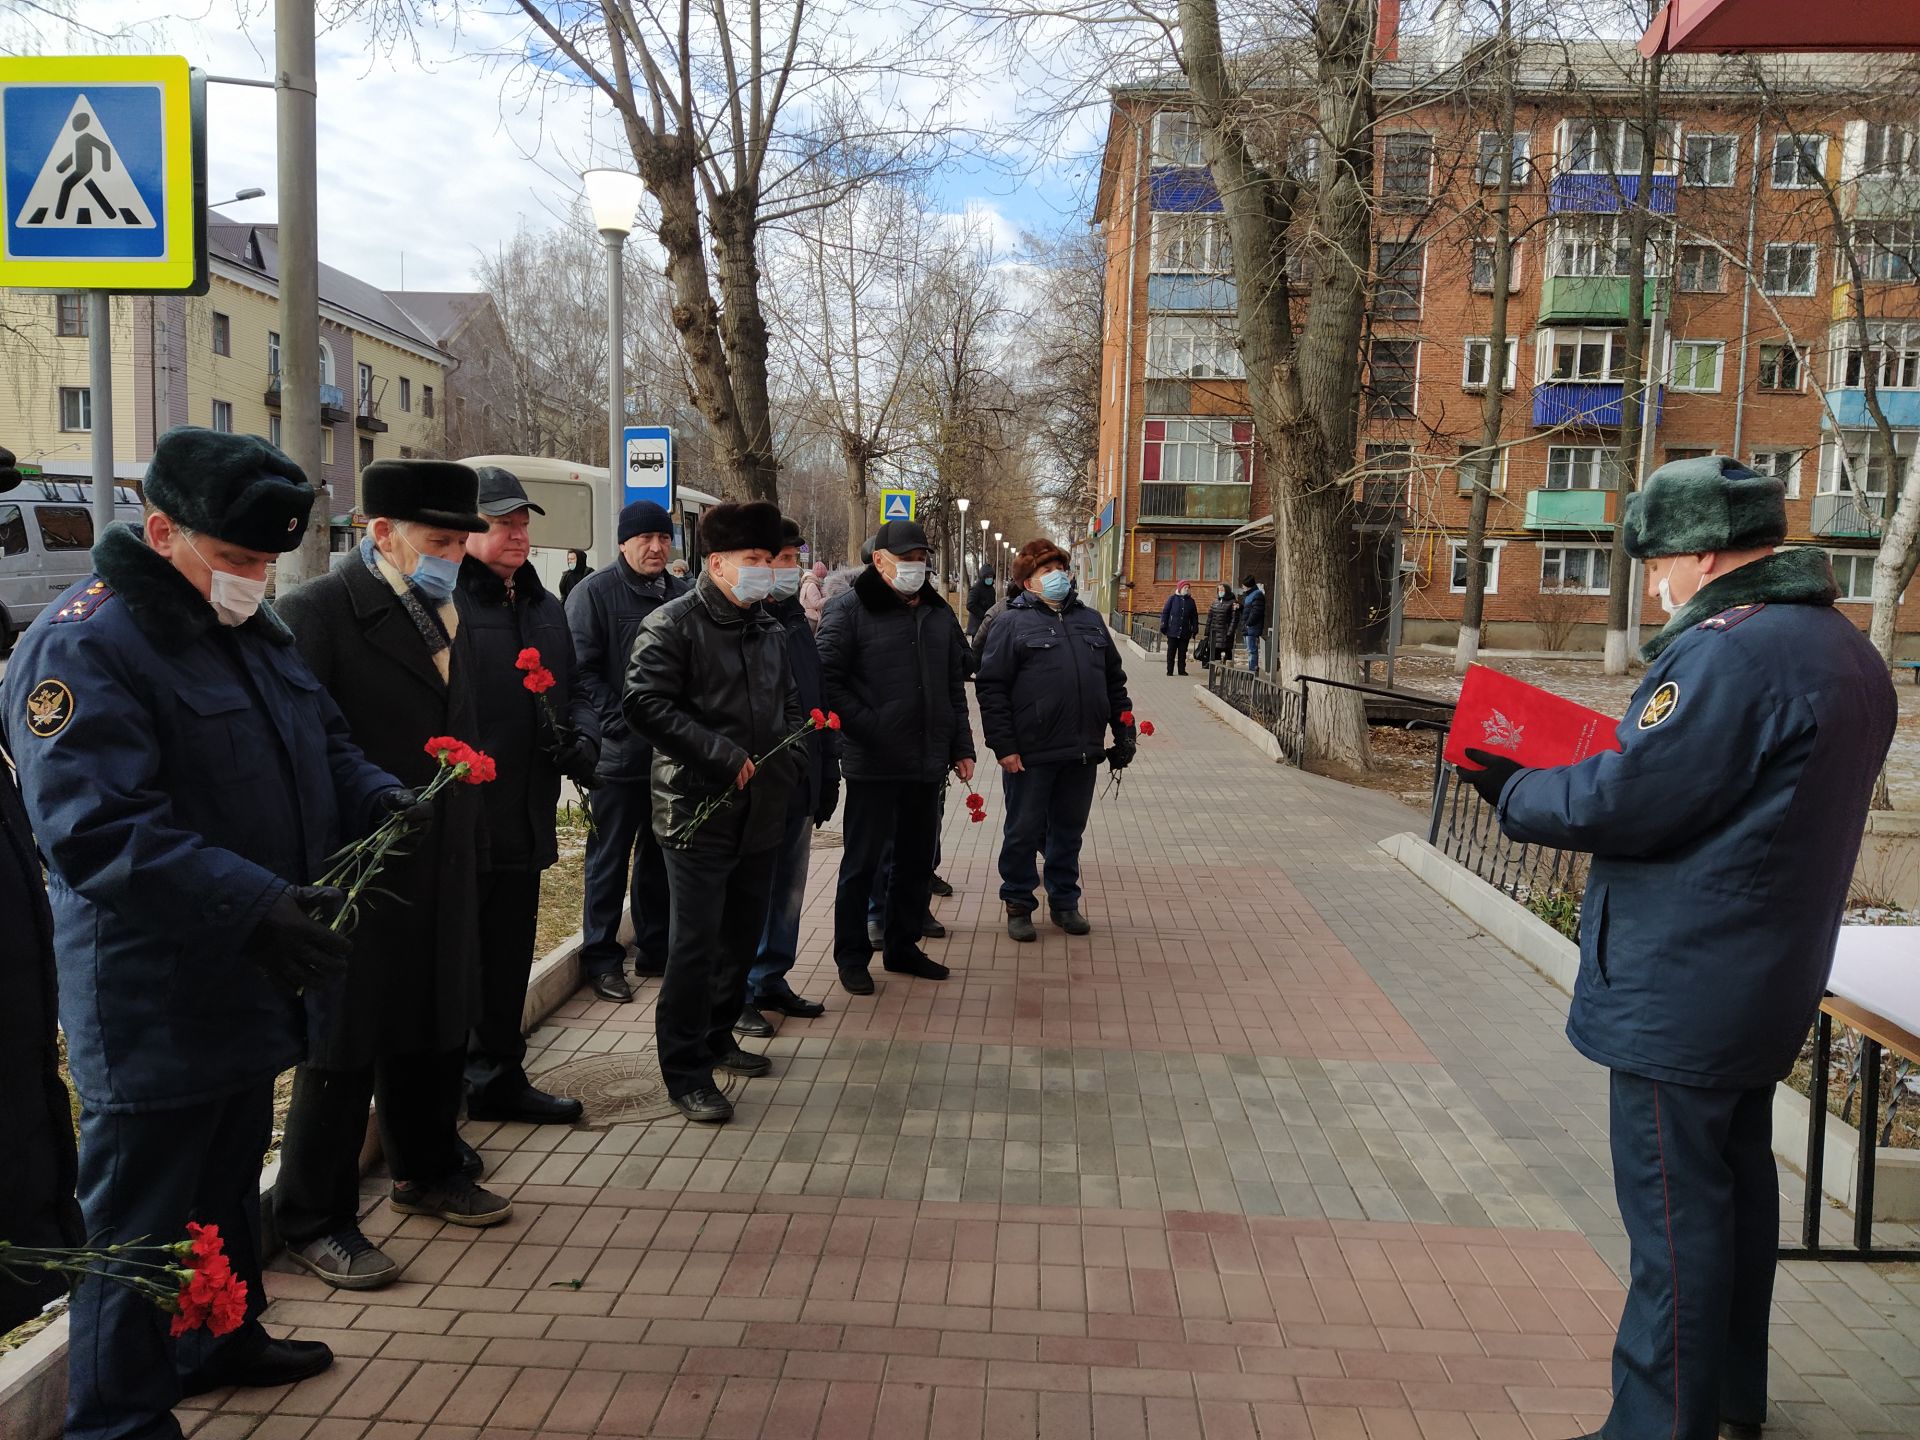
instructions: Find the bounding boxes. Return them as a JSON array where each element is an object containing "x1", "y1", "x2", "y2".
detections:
[
  {"x1": 979, "y1": 518, "x2": 990, "y2": 577},
  {"x1": 583, "y1": 167, "x2": 646, "y2": 562},
  {"x1": 954, "y1": 497, "x2": 969, "y2": 581}
]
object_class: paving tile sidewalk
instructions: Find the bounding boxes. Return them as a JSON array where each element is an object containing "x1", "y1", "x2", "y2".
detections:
[{"x1": 177, "y1": 659, "x2": 1920, "y2": 1439}]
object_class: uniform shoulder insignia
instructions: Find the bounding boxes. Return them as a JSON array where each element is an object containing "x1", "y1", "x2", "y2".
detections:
[
  {"x1": 1696, "y1": 602, "x2": 1764, "y2": 633},
  {"x1": 50, "y1": 581, "x2": 114, "y2": 624}
]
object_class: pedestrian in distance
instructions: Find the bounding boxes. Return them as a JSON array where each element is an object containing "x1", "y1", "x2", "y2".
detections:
[
  {"x1": 1159, "y1": 579, "x2": 1199, "y2": 676},
  {"x1": 799, "y1": 559, "x2": 828, "y2": 633},
  {"x1": 1456, "y1": 456, "x2": 1897, "y2": 1440},
  {"x1": 2, "y1": 428, "x2": 407, "y2": 1431},
  {"x1": 1203, "y1": 582, "x2": 1238, "y2": 668},
  {"x1": 818, "y1": 517, "x2": 975, "y2": 992},
  {"x1": 736, "y1": 517, "x2": 841, "y2": 1040},
  {"x1": 976, "y1": 539, "x2": 1132, "y2": 942},
  {"x1": 1238, "y1": 575, "x2": 1266, "y2": 673},
  {"x1": 455, "y1": 468, "x2": 598, "y2": 1145},
  {"x1": 566, "y1": 500, "x2": 690, "y2": 1002},
  {"x1": 276, "y1": 459, "x2": 515, "y2": 1293},
  {"x1": 667, "y1": 557, "x2": 692, "y2": 580},
  {"x1": 623, "y1": 501, "x2": 806, "y2": 1125},
  {"x1": 966, "y1": 562, "x2": 996, "y2": 639},
  {"x1": 558, "y1": 548, "x2": 591, "y2": 603}
]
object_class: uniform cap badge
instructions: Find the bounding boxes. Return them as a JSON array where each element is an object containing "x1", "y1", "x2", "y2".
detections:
[{"x1": 25, "y1": 679, "x2": 74, "y2": 739}]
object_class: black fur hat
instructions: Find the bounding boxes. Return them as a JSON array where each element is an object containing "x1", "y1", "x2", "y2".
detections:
[
  {"x1": 700, "y1": 500, "x2": 782, "y2": 556},
  {"x1": 779, "y1": 516, "x2": 804, "y2": 551},
  {"x1": 0, "y1": 446, "x2": 20, "y2": 495},
  {"x1": 143, "y1": 426, "x2": 315, "y2": 553},
  {"x1": 360, "y1": 459, "x2": 487, "y2": 533}
]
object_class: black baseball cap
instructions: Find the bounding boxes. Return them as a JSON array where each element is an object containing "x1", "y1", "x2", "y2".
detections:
[
  {"x1": 873, "y1": 518, "x2": 930, "y2": 555},
  {"x1": 474, "y1": 465, "x2": 546, "y2": 518}
]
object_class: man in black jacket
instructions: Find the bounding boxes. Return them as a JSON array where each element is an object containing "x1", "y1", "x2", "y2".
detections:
[
  {"x1": 818, "y1": 518, "x2": 975, "y2": 992},
  {"x1": 457, "y1": 467, "x2": 599, "y2": 1130},
  {"x1": 624, "y1": 501, "x2": 805, "y2": 1124},
  {"x1": 566, "y1": 500, "x2": 689, "y2": 1002},
  {"x1": 965, "y1": 563, "x2": 995, "y2": 639},
  {"x1": 977, "y1": 539, "x2": 1132, "y2": 942}
]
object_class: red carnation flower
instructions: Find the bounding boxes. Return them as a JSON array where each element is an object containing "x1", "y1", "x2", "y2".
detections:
[
  {"x1": 1139, "y1": 721, "x2": 1155, "y2": 737},
  {"x1": 458, "y1": 749, "x2": 498, "y2": 785},
  {"x1": 523, "y1": 667, "x2": 557, "y2": 695},
  {"x1": 423, "y1": 736, "x2": 463, "y2": 764},
  {"x1": 186, "y1": 1222, "x2": 223, "y2": 1261},
  {"x1": 970, "y1": 810, "x2": 985, "y2": 823},
  {"x1": 826, "y1": 712, "x2": 842, "y2": 731},
  {"x1": 810, "y1": 706, "x2": 827, "y2": 728},
  {"x1": 168, "y1": 1222, "x2": 248, "y2": 1338},
  {"x1": 1119, "y1": 710, "x2": 1135, "y2": 726},
  {"x1": 965, "y1": 792, "x2": 985, "y2": 812},
  {"x1": 515, "y1": 647, "x2": 542, "y2": 672}
]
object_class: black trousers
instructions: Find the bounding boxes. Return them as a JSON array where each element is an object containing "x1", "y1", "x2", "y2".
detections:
[
  {"x1": 835, "y1": 779, "x2": 940, "y2": 971},
  {"x1": 274, "y1": 1047, "x2": 467, "y2": 1244},
  {"x1": 465, "y1": 868, "x2": 543, "y2": 1098},
  {"x1": 1165, "y1": 635, "x2": 1190, "y2": 674},
  {"x1": 579, "y1": 776, "x2": 671, "y2": 976},
  {"x1": 657, "y1": 843, "x2": 781, "y2": 1097},
  {"x1": 67, "y1": 1085, "x2": 272, "y2": 1440}
]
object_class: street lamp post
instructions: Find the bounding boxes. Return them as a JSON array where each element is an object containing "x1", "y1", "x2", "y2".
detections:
[
  {"x1": 979, "y1": 518, "x2": 990, "y2": 577},
  {"x1": 955, "y1": 497, "x2": 969, "y2": 582},
  {"x1": 582, "y1": 167, "x2": 646, "y2": 563}
]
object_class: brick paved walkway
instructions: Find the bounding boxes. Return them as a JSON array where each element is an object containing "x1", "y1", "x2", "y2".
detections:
[{"x1": 178, "y1": 659, "x2": 1920, "y2": 1440}]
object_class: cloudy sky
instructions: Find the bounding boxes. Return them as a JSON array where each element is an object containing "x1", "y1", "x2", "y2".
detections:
[{"x1": 21, "y1": 1, "x2": 1120, "y2": 293}]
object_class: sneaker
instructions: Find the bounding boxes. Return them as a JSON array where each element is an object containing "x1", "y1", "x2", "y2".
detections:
[
  {"x1": 715, "y1": 1048, "x2": 772, "y2": 1077},
  {"x1": 883, "y1": 949, "x2": 950, "y2": 980},
  {"x1": 288, "y1": 1230, "x2": 400, "y2": 1290},
  {"x1": 1050, "y1": 909, "x2": 1092, "y2": 936},
  {"x1": 929, "y1": 874, "x2": 955, "y2": 897},
  {"x1": 1006, "y1": 906, "x2": 1037, "y2": 943},
  {"x1": 389, "y1": 1177, "x2": 513, "y2": 1228}
]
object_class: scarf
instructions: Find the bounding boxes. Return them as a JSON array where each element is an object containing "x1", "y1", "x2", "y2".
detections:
[
  {"x1": 359, "y1": 536, "x2": 459, "y2": 682},
  {"x1": 1640, "y1": 545, "x2": 1839, "y2": 663}
]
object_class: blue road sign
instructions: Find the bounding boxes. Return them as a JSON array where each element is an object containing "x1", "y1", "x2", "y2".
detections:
[
  {"x1": 879, "y1": 489, "x2": 916, "y2": 523},
  {"x1": 622, "y1": 425, "x2": 673, "y2": 511}
]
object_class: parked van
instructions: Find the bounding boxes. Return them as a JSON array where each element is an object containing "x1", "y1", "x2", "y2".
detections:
[{"x1": 0, "y1": 482, "x2": 142, "y2": 655}]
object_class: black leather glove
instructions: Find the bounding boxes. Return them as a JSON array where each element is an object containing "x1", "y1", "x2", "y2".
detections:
[
  {"x1": 552, "y1": 731, "x2": 600, "y2": 786},
  {"x1": 245, "y1": 885, "x2": 353, "y2": 992},
  {"x1": 1459, "y1": 748, "x2": 1525, "y2": 806},
  {"x1": 1106, "y1": 733, "x2": 1137, "y2": 771},
  {"x1": 378, "y1": 786, "x2": 435, "y2": 829},
  {"x1": 814, "y1": 775, "x2": 840, "y2": 828}
]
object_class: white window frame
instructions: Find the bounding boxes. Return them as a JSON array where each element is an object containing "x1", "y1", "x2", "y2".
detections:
[
  {"x1": 1537, "y1": 327, "x2": 1631, "y2": 384},
  {"x1": 1757, "y1": 342, "x2": 1807, "y2": 392},
  {"x1": 211, "y1": 399, "x2": 234, "y2": 433},
  {"x1": 1449, "y1": 540, "x2": 1504, "y2": 594},
  {"x1": 1749, "y1": 448, "x2": 1805, "y2": 500},
  {"x1": 269, "y1": 415, "x2": 282, "y2": 448},
  {"x1": 1470, "y1": 237, "x2": 1524, "y2": 292},
  {"x1": 1461, "y1": 336, "x2": 1519, "y2": 391},
  {"x1": 1761, "y1": 242, "x2": 1818, "y2": 296},
  {"x1": 1149, "y1": 211, "x2": 1232, "y2": 274},
  {"x1": 1683, "y1": 133, "x2": 1738, "y2": 187},
  {"x1": 1557, "y1": 118, "x2": 1679, "y2": 177},
  {"x1": 1545, "y1": 445, "x2": 1621, "y2": 491},
  {"x1": 1146, "y1": 314, "x2": 1244, "y2": 380},
  {"x1": 1380, "y1": 132, "x2": 1434, "y2": 204},
  {"x1": 1771, "y1": 133, "x2": 1825, "y2": 189},
  {"x1": 1860, "y1": 122, "x2": 1917, "y2": 179},
  {"x1": 317, "y1": 339, "x2": 335, "y2": 388},
  {"x1": 58, "y1": 385, "x2": 91, "y2": 432},
  {"x1": 1669, "y1": 340, "x2": 1724, "y2": 393},
  {"x1": 1674, "y1": 243, "x2": 1723, "y2": 293},
  {"x1": 1828, "y1": 550, "x2": 1877, "y2": 604},
  {"x1": 1475, "y1": 130, "x2": 1530, "y2": 187},
  {"x1": 1848, "y1": 218, "x2": 1920, "y2": 284},
  {"x1": 1540, "y1": 544, "x2": 1612, "y2": 595},
  {"x1": 1830, "y1": 320, "x2": 1920, "y2": 389},
  {"x1": 1456, "y1": 447, "x2": 1509, "y2": 495},
  {"x1": 1151, "y1": 111, "x2": 1205, "y2": 167},
  {"x1": 211, "y1": 310, "x2": 231, "y2": 357},
  {"x1": 1820, "y1": 431, "x2": 1916, "y2": 497},
  {"x1": 1550, "y1": 215, "x2": 1663, "y2": 279},
  {"x1": 1141, "y1": 417, "x2": 1251, "y2": 486}
]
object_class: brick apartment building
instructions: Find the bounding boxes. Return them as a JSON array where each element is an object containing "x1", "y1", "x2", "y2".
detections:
[{"x1": 1089, "y1": 39, "x2": 1920, "y2": 657}]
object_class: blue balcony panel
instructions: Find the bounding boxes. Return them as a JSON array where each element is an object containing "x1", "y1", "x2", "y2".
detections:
[
  {"x1": 1149, "y1": 167, "x2": 1222, "y2": 213},
  {"x1": 1147, "y1": 274, "x2": 1237, "y2": 311},
  {"x1": 1824, "y1": 388, "x2": 1920, "y2": 431},
  {"x1": 1532, "y1": 381, "x2": 1663, "y2": 429},
  {"x1": 1524, "y1": 489, "x2": 1613, "y2": 531},
  {"x1": 1548, "y1": 173, "x2": 1678, "y2": 214}
]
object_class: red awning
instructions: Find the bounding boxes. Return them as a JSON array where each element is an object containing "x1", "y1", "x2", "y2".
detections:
[{"x1": 1641, "y1": 0, "x2": 1920, "y2": 55}]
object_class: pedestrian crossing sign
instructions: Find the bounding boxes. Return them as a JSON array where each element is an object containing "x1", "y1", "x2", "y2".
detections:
[
  {"x1": 879, "y1": 490, "x2": 915, "y2": 523},
  {"x1": 0, "y1": 56, "x2": 207, "y2": 294}
]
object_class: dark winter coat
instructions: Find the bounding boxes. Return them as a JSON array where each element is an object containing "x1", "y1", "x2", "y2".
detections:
[
  {"x1": 770, "y1": 593, "x2": 841, "y2": 823},
  {"x1": 976, "y1": 590, "x2": 1132, "y2": 767},
  {"x1": 624, "y1": 573, "x2": 806, "y2": 854},
  {"x1": 456, "y1": 556, "x2": 600, "y2": 872},
  {"x1": 2, "y1": 527, "x2": 396, "y2": 1109},
  {"x1": 1497, "y1": 548, "x2": 1897, "y2": 1089},
  {"x1": 1159, "y1": 590, "x2": 1200, "y2": 640},
  {"x1": 817, "y1": 566, "x2": 975, "y2": 785},
  {"x1": 1205, "y1": 594, "x2": 1239, "y2": 653},
  {"x1": 566, "y1": 556, "x2": 690, "y2": 783},
  {"x1": 558, "y1": 558, "x2": 591, "y2": 604},
  {"x1": 1239, "y1": 584, "x2": 1267, "y2": 638},
  {"x1": 278, "y1": 556, "x2": 487, "y2": 1069},
  {"x1": 966, "y1": 573, "x2": 996, "y2": 628}
]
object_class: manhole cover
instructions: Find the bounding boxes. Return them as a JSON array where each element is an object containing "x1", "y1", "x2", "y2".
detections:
[{"x1": 533, "y1": 1051, "x2": 739, "y2": 1127}]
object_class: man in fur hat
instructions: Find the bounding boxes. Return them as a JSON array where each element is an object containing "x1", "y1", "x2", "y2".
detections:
[{"x1": 1458, "y1": 456, "x2": 1897, "y2": 1440}]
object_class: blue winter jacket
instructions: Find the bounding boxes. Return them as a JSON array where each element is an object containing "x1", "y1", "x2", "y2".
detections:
[
  {"x1": 976, "y1": 591, "x2": 1132, "y2": 766},
  {"x1": 1239, "y1": 585, "x2": 1267, "y2": 637},
  {"x1": 1159, "y1": 591, "x2": 1200, "y2": 640}
]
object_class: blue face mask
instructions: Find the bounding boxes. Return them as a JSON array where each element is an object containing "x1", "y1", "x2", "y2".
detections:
[
  {"x1": 1039, "y1": 570, "x2": 1073, "y2": 603},
  {"x1": 399, "y1": 532, "x2": 462, "y2": 602},
  {"x1": 769, "y1": 566, "x2": 803, "y2": 601}
]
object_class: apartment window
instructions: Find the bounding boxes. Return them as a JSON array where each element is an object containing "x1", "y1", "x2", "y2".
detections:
[
  {"x1": 1153, "y1": 539, "x2": 1223, "y2": 582},
  {"x1": 1456, "y1": 444, "x2": 1507, "y2": 494},
  {"x1": 1862, "y1": 122, "x2": 1917, "y2": 178},
  {"x1": 1546, "y1": 445, "x2": 1621, "y2": 491},
  {"x1": 321, "y1": 429, "x2": 334, "y2": 466},
  {"x1": 1760, "y1": 243, "x2": 1817, "y2": 295},
  {"x1": 1849, "y1": 219, "x2": 1920, "y2": 283},
  {"x1": 1670, "y1": 340, "x2": 1724, "y2": 392},
  {"x1": 1152, "y1": 111, "x2": 1205, "y2": 167},
  {"x1": 211, "y1": 400, "x2": 234, "y2": 433},
  {"x1": 267, "y1": 330, "x2": 281, "y2": 378},
  {"x1": 1375, "y1": 241, "x2": 1424, "y2": 320},
  {"x1": 317, "y1": 341, "x2": 335, "y2": 388},
  {"x1": 1284, "y1": 132, "x2": 1321, "y2": 184},
  {"x1": 1675, "y1": 244, "x2": 1722, "y2": 292},
  {"x1": 211, "y1": 311, "x2": 231, "y2": 357},
  {"x1": 1150, "y1": 211, "x2": 1232, "y2": 274},
  {"x1": 1141, "y1": 418, "x2": 1251, "y2": 486},
  {"x1": 1829, "y1": 551, "x2": 1876, "y2": 603},
  {"x1": 1462, "y1": 337, "x2": 1518, "y2": 391},
  {"x1": 1146, "y1": 315, "x2": 1243, "y2": 379},
  {"x1": 1834, "y1": 322, "x2": 1920, "y2": 389},
  {"x1": 1757, "y1": 343, "x2": 1806, "y2": 391},
  {"x1": 1771, "y1": 133, "x2": 1825, "y2": 189},
  {"x1": 1470, "y1": 238, "x2": 1523, "y2": 293},
  {"x1": 56, "y1": 294, "x2": 88, "y2": 337},
  {"x1": 1541, "y1": 327, "x2": 1628, "y2": 383},
  {"x1": 1821, "y1": 432, "x2": 1914, "y2": 495},
  {"x1": 1665, "y1": 446, "x2": 1713, "y2": 466},
  {"x1": 1551, "y1": 215, "x2": 1654, "y2": 279},
  {"x1": 1561, "y1": 118, "x2": 1677, "y2": 176},
  {"x1": 1365, "y1": 339, "x2": 1418, "y2": 419},
  {"x1": 58, "y1": 386, "x2": 91, "y2": 432},
  {"x1": 1683, "y1": 133, "x2": 1737, "y2": 187},
  {"x1": 358, "y1": 362, "x2": 374, "y2": 410},
  {"x1": 1449, "y1": 541, "x2": 1503, "y2": 593},
  {"x1": 422, "y1": 385, "x2": 435, "y2": 418},
  {"x1": 358, "y1": 436, "x2": 374, "y2": 469},
  {"x1": 1540, "y1": 544, "x2": 1611, "y2": 594},
  {"x1": 400, "y1": 376, "x2": 412, "y2": 412},
  {"x1": 1750, "y1": 448, "x2": 1805, "y2": 499},
  {"x1": 1380, "y1": 133, "x2": 1433, "y2": 206},
  {"x1": 269, "y1": 416, "x2": 282, "y2": 447},
  {"x1": 1475, "y1": 130, "x2": 1529, "y2": 187}
]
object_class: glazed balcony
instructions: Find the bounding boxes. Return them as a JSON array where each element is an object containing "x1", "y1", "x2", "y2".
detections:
[
  {"x1": 1548, "y1": 173, "x2": 1678, "y2": 215},
  {"x1": 1811, "y1": 492, "x2": 1884, "y2": 539},
  {"x1": 1523, "y1": 488, "x2": 1612, "y2": 531},
  {"x1": 1537, "y1": 275, "x2": 1658, "y2": 324},
  {"x1": 1136, "y1": 482, "x2": 1251, "y2": 525},
  {"x1": 1532, "y1": 381, "x2": 1663, "y2": 428}
]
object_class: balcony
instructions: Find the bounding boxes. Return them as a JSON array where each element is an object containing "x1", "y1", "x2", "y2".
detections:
[
  {"x1": 1148, "y1": 168, "x2": 1221, "y2": 214},
  {"x1": 1524, "y1": 488, "x2": 1612, "y2": 531},
  {"x1": 1824, "y1": 388, "x2": 1920, "y2": 429},
  {"x1": 1548, "y1": 173, "x2": 1678, "y2": 215},
  {"x1": 1532, "y1": 381, "x2": 1663, "y2": 429},
  {"x1": 1537, "y1": 275, "x2": 1657, "y2": 324},
  {"x1": 1137, "y1": 482, "x2": 1251, "y2": 525},
  {"x1": 1812, "y1": 491, "x2": 1884, "y2": 539},
  {"x1": 1146, "y1": 274, "x2": 1237, "y2": 312},
  {"x1": 1849, "y1": 173, "x2": 1920, "y2": 220},
  {"x1": 265, "y1": 374, "x2": 350, "y2": 424}
]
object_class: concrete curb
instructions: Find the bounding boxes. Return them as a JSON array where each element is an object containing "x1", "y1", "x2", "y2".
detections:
[
  {"x1": 1192, "y1": 684, "x2": 1288, "y2": 765},
  {"x1": 0, "y1": 929, "x2": 588, "y2": 1440}
]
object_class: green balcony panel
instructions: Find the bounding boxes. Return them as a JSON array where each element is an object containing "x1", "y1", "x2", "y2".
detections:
[
  {"x1": 1137, "y1": 482, "x2": 1251, "y2": 524},
  {"x1": 1524, "y1": 488, "x2": 1613, "y2": 531},
  {"x1": 1537, "y1": 275, "x2": 1657, "y2": 324}
]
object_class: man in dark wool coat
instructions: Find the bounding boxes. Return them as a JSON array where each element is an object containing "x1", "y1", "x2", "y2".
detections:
[
  {"x1": 3, "y1": 428, "x2": 402, "y2": 1437},
  {"x1": 276, "y1": 460, "x2": 514, "y2": 1293},
  {"x1": 1459, "y1": 456, "x2": 1897, "y2": 1440}
]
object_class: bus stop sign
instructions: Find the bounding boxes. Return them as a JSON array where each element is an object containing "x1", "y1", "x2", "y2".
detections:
[{"x1": 623, "y1": 425, "x2": 673, "y2": 511}]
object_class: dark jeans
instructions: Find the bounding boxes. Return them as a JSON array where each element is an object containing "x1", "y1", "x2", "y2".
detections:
[
  {"x1": 579, "y1": 776, "x2": 670, "y2": 976},
  {"x1": 1164, "y1": 635, "x2": 1190, "y2": 674},
  {"x1": 835, "y1": 779, "x2": 940, "y2": 970},
  {"x1": 67, "y1": 1085, "x2": 273, "y2": 1440},
  {"x1": 867, "y1": 783, "x2": 946, "y2": 925},
  {"x1": 1604, "y1": 1072, "x2": 1775, "y2": 1440},
  {"x1": 1244, "y1": 632, "x2": 1262, "y2": 673},
  {"x1": 274, "y1": 1047, "x2": 467, "y2": 1244},
  {"x1": 658, "y1": 843, "x2": 781, "y2": 1096},
  {"x1": 997, "y1": 758, "x2": 1099, "y2": 914},
  {"x1": 465, "y1": 869, "x2": 543, "y2": 1098},
  {"x1": 747, "y1": 797, "x2": 812, "y2": 1000}
]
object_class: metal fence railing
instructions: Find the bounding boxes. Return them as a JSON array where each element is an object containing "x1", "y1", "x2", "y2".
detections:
[
  {"x1": 1130, "y1": 617, "x2": 1162, "y2": 652},
  {"x1": 1426, "y1": 765, "x2": 1588, "y2": 916},
  {"x1": 1206, "y1": 664, "x2": 1307, "y2": 764}
]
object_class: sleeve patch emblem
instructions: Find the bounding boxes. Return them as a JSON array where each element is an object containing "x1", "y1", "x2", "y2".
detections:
[
  {"x1": 1637, "y1": 680, "x2": 1680, "y2": 731},
  {"x1": 25, "y1": 679, "x2": 74, "y2": 738}
]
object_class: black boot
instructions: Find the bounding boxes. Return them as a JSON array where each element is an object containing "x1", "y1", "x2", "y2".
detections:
[{"x1": 1006, "y1": 906, "x2": 1037, "y2": 943}]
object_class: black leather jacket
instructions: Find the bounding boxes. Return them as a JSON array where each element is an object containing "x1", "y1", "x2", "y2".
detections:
[
  {"x1": 565, "y1": 556, "x2": 689, "y2": 783},
  {"x1": 622, "y1": 573, "x2": 806, "y2": 854}
]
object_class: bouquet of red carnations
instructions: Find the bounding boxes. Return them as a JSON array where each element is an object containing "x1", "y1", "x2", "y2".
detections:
[
  {"x1": 677, "y1": 708, "x2": 840, "y2": 842},
  {"x1": 515, "y1": 647, "x2": 595, "y2": 835},
  {"x1": 0, "y1": 1222, "x2": 247, "y2": 1337}
]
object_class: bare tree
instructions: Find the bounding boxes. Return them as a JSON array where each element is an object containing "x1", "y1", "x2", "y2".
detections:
[{"x1": 1018, "y1": 224, "x2": 1106, "y2": 530}]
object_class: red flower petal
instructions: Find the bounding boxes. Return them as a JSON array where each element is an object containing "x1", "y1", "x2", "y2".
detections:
[
  {"x1": 1119, "y1": 710, "x2": 1135, "y2": 726},
  {"x1": 515, "y1": 647, "x2": 542, "y2": 671},
  {"x1": 826, "y1": 712, "x2": 842, "y2": 730},
  {"x1": 810, "y1": 707, "x2": 827, "y2": 727},
  {"x1": 970, "y1": 810, "x2": 985, "y2": 823},
  {"x1": 1139, "y1": 721, "x2": 1155, "y2": 737}
]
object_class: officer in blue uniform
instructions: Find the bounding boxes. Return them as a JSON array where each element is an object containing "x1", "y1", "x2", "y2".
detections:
[
  {"x1": 1458, "y1": 457, "x2": 1897, "y2": 1440},
  {"x1": 2, "y1": 428, "x2": 408, "y2": 1440}
]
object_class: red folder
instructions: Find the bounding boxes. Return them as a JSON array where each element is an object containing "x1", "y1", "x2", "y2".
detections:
[{"x1": 1444, "y1": 664, "x2": 1623, "y2": 771}]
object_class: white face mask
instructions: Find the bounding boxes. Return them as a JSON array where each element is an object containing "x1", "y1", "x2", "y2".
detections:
[
  {"x1": 727, "y1": 562, "x2": 774, "y2": 603},
  {"x1": 184, "y1": 534, "x2": 267, "y2": 626},
  {"x1": 888, "y1": 561, "x2": 927, "y2": 595},
  {"x1": 1657, "y1": 575, "x2": 1677, "y2": 616},
  {"x1": 769, "y1": 566, "x2": 802, "y2": 600}
]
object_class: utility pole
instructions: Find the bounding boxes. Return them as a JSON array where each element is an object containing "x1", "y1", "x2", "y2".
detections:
[
  {"x1": 88, "y1": 293, "x2": 115, "y2": 542},
  {"x1": 1624, "y1": 288, "x2": 1668, "y2": 651},
  {"x1": 274, "y1": 0, "x2": 326, "y2": 584}
]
